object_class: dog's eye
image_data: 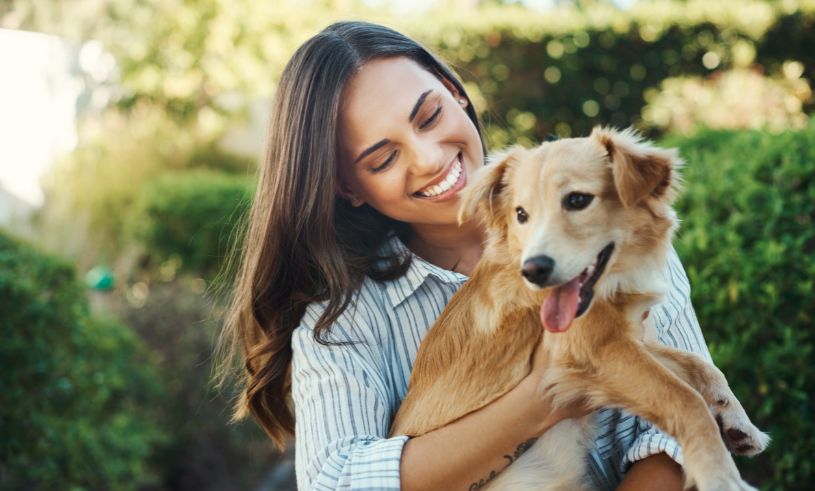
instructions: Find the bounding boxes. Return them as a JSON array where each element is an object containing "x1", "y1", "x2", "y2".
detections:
[
  {"x1": 516, "y1": 206, "x2": 529, "y2": 224},
  {"x1": 563, "y1": 192, "x2": 594, "y2": 211}
]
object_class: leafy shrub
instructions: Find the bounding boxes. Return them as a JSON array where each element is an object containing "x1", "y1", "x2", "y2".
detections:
[
  {"x1": 642, "y1": 65, "x2": 811, "y2": 134},
  {"x1": 408, "y1": 0, "x2": 815, "y2": 145},
  {"x1": 111, "y1": 277, "x2": 282, "y2": 491},
  {"x1": 668, "y1": 118, "x2": 815, "y2": 489},
  {"x1": 0, "y1": 230, "x2": 168, "y2": 490},
  {"x1": 128, "y1": 170, "x2": 254, "y2": 278},
  {"x1": 38, "y1": 106, "x2": 255, "y2": 268}
]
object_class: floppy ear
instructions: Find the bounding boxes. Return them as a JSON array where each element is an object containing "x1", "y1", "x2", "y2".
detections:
[
  {"x1": 457, "y1": 146, "x2": 525, "y2": 226},
  {"x1": 591, "y1": 126, "x2": 682, "y2": 207}
]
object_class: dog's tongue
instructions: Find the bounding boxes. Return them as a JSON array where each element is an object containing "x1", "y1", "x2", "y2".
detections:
[{"x1": 541, "y1": 277, "x2": 582, "y2": 333}]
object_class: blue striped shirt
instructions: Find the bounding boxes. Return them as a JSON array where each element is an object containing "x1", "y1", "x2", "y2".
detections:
[{"x1": 291, "y1": 236, "x2": 710, "y2": 490}]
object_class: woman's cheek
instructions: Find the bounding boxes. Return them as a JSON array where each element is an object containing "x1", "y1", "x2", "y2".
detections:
[{"x1": 369, "y1": 171, "x2": 408, "y2": 204}]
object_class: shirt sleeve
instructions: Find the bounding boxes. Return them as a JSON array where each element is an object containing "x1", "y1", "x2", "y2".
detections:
[
  {"x1": 291, "y1": 306, "x2": 408, "y2": 491},
  {"x1": 621, "y1": 244, "x2": 713, "y2": 471}
]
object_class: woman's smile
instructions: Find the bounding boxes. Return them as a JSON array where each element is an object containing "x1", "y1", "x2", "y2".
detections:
[{"x1": 412, "y1": 152, "x2": 467, "y2": 201}]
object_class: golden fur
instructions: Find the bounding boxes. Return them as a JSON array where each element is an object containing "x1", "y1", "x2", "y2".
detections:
[{"x1": 390, "y1": 127, "x2": 768, "y2": 491}]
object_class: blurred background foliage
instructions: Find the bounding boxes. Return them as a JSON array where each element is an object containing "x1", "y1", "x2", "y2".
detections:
[
  {"x1": 0, "y1": 0, "x2": 812, "y2": 489},
  {"x1": 667, "y1": 121, "x2": 815, "y2": 488}
]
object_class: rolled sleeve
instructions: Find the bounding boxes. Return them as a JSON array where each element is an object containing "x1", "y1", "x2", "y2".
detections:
[
  {"x1": 623, "y1": 417, "x2": 684, "y2": 470},
  {"x1": 308, "y1": 435, "x2": 409, "y2": 490},
  {"x1": 292, "y1": 311, "x2": 406, "y2": 490},
  {"x1": 621, "y1": 245, "x2": 711, "y2": 472}
]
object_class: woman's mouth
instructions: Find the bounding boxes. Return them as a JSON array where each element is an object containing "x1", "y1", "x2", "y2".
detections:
[{"x1": 412, "y1": 153, "x2": 467, "y2": 201}]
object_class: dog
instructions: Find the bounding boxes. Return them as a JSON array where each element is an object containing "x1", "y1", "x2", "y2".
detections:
[{"x1": 390, "y1": 127, "x2": 769, "y2": 491}]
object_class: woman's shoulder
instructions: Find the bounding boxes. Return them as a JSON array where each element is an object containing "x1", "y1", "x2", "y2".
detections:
[
  {"x1": 294, "y1": 275, "x2": 399, "y2": 345},
  {"x1": 294, "y1": 234, "x2": 467, "y2": 350}
]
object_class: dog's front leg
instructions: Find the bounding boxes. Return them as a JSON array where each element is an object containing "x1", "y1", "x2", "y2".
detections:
[
  {"x1": 550, "y1": 341, "x2": 756, "y2": 491},
  {"x1": 644, "y1": 343, "x2": 770, "y2": 457}
]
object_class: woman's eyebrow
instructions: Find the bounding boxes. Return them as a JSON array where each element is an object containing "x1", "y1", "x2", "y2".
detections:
[
  {"x1": 354, "y1": 138, "x2": 390, "y2": 164},
  {"x1": 408, "y1": 89, "x2": 433, "y2": 122},
  {"x1": 353, "y1": 89, "x2": 433, "y2": 164}
]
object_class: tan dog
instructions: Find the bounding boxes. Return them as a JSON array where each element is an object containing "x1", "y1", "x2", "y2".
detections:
[{"x1": 390, "y1": 127, "x2": 768, "y2": 491}]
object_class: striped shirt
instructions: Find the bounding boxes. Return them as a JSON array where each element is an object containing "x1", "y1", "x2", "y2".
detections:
[{"x1": 291, "y1": 235, "x2": 711, "y2": 490}]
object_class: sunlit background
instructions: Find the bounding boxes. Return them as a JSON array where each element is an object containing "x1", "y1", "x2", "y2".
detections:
[{"x1": 1, "y1": 1, "x2": 813, "y2": 490}]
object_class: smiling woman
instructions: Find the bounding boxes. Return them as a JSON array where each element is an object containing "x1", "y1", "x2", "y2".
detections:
[
  {"x1": 336, "y1": 57, "x2": 483, "y2": 238},
  {"x1": 215, "y1": 20, "x2": 707, "y2": 491}
]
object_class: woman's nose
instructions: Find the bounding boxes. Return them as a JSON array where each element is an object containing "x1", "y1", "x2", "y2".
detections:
[{"x1": 409, "y1": 140, "x2": 446, "y2": 176}]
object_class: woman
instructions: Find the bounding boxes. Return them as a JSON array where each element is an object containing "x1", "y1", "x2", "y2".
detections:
[{"x1": 216, "y1": 21, "x2": 712, "y2": 490}]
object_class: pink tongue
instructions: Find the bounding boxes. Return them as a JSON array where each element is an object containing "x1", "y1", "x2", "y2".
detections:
[{"x1": 541, "y1": 277, "x2": 582, "y2": 333}]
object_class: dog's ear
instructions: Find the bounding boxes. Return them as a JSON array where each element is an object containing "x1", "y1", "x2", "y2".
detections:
[
  {"x1": 458, "y1": 146, "x2": 525, "y2": 226},
  {"x1": 592, "y1": 126, "x2": 682, "y2": 207}
]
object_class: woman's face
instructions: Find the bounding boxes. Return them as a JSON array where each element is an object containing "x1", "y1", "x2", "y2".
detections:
[{"x1": 337, "y1": 56, "x2": 483, "y2": 230}]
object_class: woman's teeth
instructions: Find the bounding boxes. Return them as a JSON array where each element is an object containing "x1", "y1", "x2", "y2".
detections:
[{"x1": 416, "y1": 157, "x2": 462, "y2": 198}]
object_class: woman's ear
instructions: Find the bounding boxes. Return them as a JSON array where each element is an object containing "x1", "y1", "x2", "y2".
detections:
[
  {"x1": 438, "y1": 75, "x2": 468, "y2": 108},
  {"x1": 458, "y1": 146, "x2": 525, "y2": 227},
  {"x1": 337, "y1": 183, "x2": 365, "y2": 207},
  {"x1": 591, "y1": 126, "x2": 683, "y2": 207}
]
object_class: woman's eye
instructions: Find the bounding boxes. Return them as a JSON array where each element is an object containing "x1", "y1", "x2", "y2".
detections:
[
  {"x1": 419, "y1": 105, "x2": 442, "y2": 130},
  {"x1": 516, "y1": 206, "x2": 529, "y2": 224},
  {"x1": 372, "y1": 150, "x2": 397, "y2": 173},
  {"x1": 563, "y1": 192, "x2": 594, "y2": 211}
]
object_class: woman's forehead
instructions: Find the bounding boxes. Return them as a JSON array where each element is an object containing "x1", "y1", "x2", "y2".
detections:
[{"x1": 339, "y1": 57, "x2": 444, "y2": 141}]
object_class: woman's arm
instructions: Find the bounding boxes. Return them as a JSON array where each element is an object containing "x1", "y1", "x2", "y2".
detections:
[
  {"x1": 292, "y1": 321, "x2": 409, "y2": 490},
  {"x1": 400, "y1": 374, "x2": 577, "y2": 491},
  {"x1": 618, "y1": 453, "x2": 685, "y2": 491},
  {"x1": 291, "y1": 306, "x2": 583, "y2": 491}
]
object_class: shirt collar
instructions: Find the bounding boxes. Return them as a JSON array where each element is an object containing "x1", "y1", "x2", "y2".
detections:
[{"x1": 380, "y1": 234, "x2": 469, "y2": 308}]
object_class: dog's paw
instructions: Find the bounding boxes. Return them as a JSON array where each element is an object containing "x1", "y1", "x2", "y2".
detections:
[{"x1": 714, "y1": 401, "x2": 770, "y2": 456}]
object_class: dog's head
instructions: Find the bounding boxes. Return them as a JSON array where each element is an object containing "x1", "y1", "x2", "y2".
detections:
[{"x1": 459, "y1": 126, "x2": 682, "y2": 332}]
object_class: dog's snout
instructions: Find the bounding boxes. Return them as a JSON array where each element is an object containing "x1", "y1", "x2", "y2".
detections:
[{"x1": 522, "y1": 255, "x2": 555, "y2": 286}]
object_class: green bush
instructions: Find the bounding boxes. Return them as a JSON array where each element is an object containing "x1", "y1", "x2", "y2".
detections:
[
  {"x1": 0, "y1": 230, "x2": 168, "y2": 490},
  {"x1": 128, "y1": 170, "x2": 254, "y2": 278},
  {"x1": 668, "y1": 119, "x2": 815, "y2": 489},
  {"x1": 37, "y1": 106, "x2": 256, "y2": 267},
  {"x1": 408, "y1": 0, "x2": 815, "y2": 145},
  {"x1": 111, "y1": 277, "x2": 283, "y2": 491},
  {"x1": 641, "y1": 66, "x2": 811, "y2": 134}
]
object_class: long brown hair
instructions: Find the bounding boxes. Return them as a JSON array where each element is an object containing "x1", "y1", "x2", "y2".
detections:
[{"x1": 213, "y1": 21, "x2": 485, "y2": 449}]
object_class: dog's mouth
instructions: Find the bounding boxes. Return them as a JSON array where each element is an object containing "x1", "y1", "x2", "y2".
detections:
[{"x1": 540, "y1": 242, "x2": 615, "y2": 333}]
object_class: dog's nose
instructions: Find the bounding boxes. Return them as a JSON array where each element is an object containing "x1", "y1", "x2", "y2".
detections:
[{"x1": 521, "y1": 255, "x2": 555, "y2": 286}]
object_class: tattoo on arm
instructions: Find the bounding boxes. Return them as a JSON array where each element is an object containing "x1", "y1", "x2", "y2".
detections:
[
  {"x1": 468, "y1": 469, "x2": 498, "y2": 491},
  {"x1": 467, "y1": 437, "x2": 539, "y2": 490}
]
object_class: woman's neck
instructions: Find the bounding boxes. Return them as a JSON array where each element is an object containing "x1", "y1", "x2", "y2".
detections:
[{"x1": 407, "y1": 220, "x2": 485, "y2": 276}]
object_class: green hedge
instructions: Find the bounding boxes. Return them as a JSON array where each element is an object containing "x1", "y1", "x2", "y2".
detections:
[
  {"x1": 0, "y1": 231, "x2": 168, "y2": 490},
  {"x1": 406, "y1": 0, "x2": 815, "y2": 145},
  {"x1": 128, "y1": 170, "x2": 254, "y2": 278},
  {"x1": 668, "y1": 119, "x2": 815, "y2": 489},
  {"x1": 18, "y1": 1, "x2": 814, "y2": 136}
]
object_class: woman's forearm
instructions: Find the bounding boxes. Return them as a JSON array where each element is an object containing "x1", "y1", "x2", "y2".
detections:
[
  {"x1": 399, "y1": 376, "x2": 552, "y2": 491},
  {"x1": 616, "y1": 452, "x2": 686, "y2": 491}
]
